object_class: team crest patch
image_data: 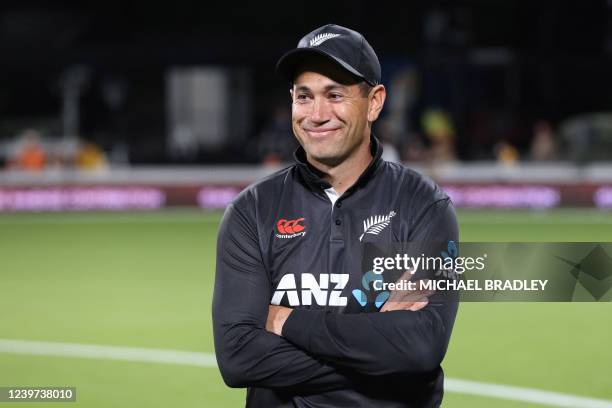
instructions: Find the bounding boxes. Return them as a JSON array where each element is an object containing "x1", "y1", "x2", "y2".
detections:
[
  {"x1": 309, "y1": 33, "x2": 340, "y2": 47},
  {"x1": 359, "y1": 211, "x2": 396, "y2": 241}
]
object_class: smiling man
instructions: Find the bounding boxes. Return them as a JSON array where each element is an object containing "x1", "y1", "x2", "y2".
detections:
[
  {"x1": 290, "y1": 58, "x2": 377, "y2": 171},
  {"x1": 213, "y1": 24, "x2": 459, "y2": 407}
]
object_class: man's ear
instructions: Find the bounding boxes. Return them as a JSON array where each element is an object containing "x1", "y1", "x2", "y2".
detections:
[
  {"x1": 367, "y1": 85, "x2": 386, "y2": 123},
  {"x1": 289, "y1": 88, "x2": 294, "y2": 101}
]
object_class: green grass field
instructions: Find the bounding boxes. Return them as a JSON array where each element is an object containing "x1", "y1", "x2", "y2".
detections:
[{"x1": 1, "y1": 209, "x2": 611, "y2": 407}]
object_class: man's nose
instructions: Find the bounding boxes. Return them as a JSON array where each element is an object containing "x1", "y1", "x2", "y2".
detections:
[{"x1": 309, "y1": 97, "x2": 331, "y2": 123}]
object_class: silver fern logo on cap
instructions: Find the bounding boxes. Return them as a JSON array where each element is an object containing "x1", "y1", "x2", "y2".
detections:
[
  {"x1": 359, "y1": 210, "x2": 396, "y2": 241},
  {"x1": 309, "y1": 33, "x2": 341, "y2": 47}
]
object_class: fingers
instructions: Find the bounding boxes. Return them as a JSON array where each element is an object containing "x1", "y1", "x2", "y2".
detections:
[
  {"x1": 380, "y1": 296, "x2": 429, "y2": 312},
  {"x1": 377, "y1": 277, "x2": 436, "y2": 312},
  {"x1": 386, "y1": 289, "x2": 435, "y2": 303},
  {"x1": 408, "y1": 299, "x2": 429, "y2": 311},
  {"x1": 380, "y1": 281, "x2": 435, "y2": 312}
]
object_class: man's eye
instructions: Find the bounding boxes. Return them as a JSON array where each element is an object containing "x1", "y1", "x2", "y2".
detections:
[
  {"x1": 329, "y1": 93, "x2": 343, "y2": 100},
  {"x1": 296, "y1": 94, "x2": 310, "y2": 101}
]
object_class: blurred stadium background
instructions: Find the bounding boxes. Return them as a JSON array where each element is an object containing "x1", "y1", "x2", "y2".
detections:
[{"x1": 1, "y1": 1, "x2": 611, "y2": 407}]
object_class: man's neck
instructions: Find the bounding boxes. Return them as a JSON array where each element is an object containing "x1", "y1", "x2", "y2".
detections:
[{"x1": 307, "y1": 136, "x2": 373, "y2": 196}]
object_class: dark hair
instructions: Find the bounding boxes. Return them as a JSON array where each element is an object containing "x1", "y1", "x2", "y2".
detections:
[{"x1": 358, "y1": 82, "x2": 372, "y2": 97}]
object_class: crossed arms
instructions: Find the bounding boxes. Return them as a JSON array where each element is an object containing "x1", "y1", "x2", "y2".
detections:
[{"x1": 212, "y1": 198, "x2": 458, "y2": 392}]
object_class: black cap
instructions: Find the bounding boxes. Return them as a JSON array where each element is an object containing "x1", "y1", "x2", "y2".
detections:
[{"x1": 276, "y1": 24, "x2": 381, "y2": 86}]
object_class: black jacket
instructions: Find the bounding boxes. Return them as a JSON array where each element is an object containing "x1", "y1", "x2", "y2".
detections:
[{"x1": 213, "y1": 136, "x2": 459, "y2": 407}]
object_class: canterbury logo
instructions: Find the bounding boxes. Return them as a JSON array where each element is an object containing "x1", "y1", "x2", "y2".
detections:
[
  {"x1": 359, "y1": 210, "x2": 396, "y2": 241},
  {"x1": 309, "y1": 33, "x2": 340, "y2": 47},
  {"x1": 276, "y1": 218, "x2": 306, "y2": 239}
]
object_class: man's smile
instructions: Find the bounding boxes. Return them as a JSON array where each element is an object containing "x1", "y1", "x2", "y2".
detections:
[{"x1": 303, "y1": 127, "x2": 342, "y2": 139}]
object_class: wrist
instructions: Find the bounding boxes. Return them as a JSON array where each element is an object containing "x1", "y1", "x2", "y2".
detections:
[
  {"x1": 267, "y1": 305, "x2": 293, "y2": 336},
  {"x1": 276, "y1": 307, "x2": 293, "y2": 336}
]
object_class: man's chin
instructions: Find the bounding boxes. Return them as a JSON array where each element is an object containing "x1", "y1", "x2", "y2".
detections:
[{"x1": 307, "y1": 151, "x2": 346, "y2": 167}]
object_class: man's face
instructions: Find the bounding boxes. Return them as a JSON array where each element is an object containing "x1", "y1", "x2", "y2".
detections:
[{"x1": 290, "y1": 59, "x2": 373, "y2": 167}]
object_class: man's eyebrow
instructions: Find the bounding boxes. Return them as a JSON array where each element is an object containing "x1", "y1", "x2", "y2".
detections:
[
  {"x1": 294, "y1": 85, "x2": 312, "y2": 92},
  {"x1": 324, "y1": 84, "x2": 349, "y2": 92},
  {"x1": 293, "y1": 84, "x2": 349, "y2": 92}
]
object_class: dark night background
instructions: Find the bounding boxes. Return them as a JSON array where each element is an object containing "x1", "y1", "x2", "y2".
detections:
[{"x1": 1, "y1": 0, "x2": 611, "y2": 164}]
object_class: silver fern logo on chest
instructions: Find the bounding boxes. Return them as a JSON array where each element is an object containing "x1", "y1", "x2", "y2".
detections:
[{"x1": 359, "y1": 210, "x2": 396, "y2": 241}]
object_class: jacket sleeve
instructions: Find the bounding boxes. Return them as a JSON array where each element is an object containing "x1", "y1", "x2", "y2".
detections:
[
  {"x1": 281, "y1": 198, "x2": 459, "y2": 376},
  {"x1": 212, "y1": 196, "x2": 353, "y2": 392}
]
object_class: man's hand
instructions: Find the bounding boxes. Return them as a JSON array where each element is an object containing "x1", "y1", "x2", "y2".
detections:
[
  {"x1": 380, "y1": 270, "x2": 435, "y2": 312},
  {"x1": 266, "y1": 305, "x2": 293, "y2": 336}
]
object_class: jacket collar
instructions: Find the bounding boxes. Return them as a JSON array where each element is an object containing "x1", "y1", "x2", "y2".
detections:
[{"x1": 294, "y1": 134, "x2": 384, "y2": 194}]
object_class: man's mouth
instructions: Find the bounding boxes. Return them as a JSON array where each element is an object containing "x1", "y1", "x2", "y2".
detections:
[{"x1": 304, "y1": 128, "x2": 341, "y2": 139}]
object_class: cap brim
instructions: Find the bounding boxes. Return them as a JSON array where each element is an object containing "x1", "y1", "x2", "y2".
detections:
[{"x1": 276, "y1": 48, "x2": 373, "y2": 86}]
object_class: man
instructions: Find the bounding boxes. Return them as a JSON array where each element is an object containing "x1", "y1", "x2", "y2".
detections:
[{"x1": 213, "y1": 24, "x2": 458, "y2": 407}]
